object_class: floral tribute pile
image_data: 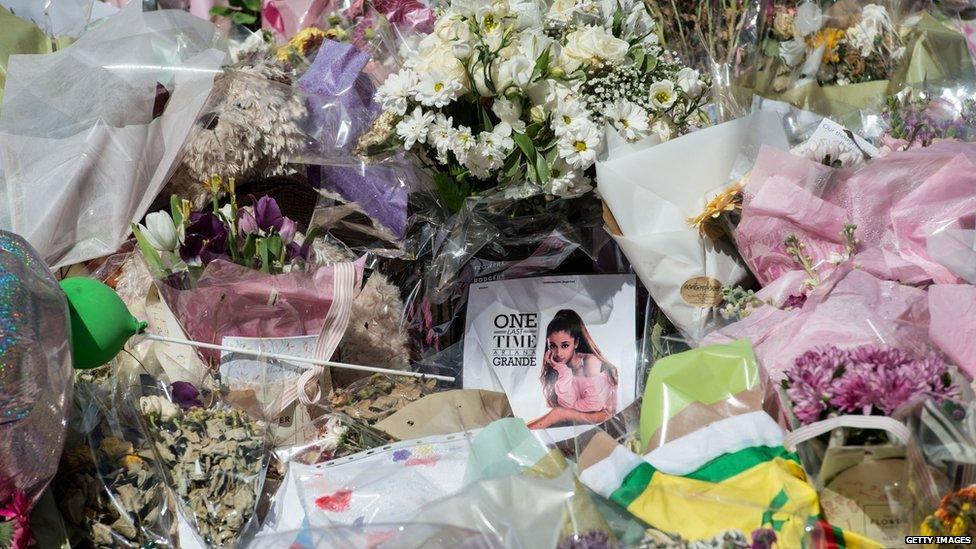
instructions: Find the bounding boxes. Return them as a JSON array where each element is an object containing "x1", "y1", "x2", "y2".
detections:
[{"x1": 1, "y1": 0, "x2": 976, "y2": 548}]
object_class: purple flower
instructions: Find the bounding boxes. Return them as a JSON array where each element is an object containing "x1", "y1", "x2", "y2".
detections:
[
  {"x1": 237, "y1": 206, "x2": 259, "y2": 236},
  {"x1": 830, "y1": 361, "x2": 882, "y2": 415},
  {"x1": 785, "y1": 346, "x2": 849, "y2": 424},
  {"x1": 286, "y1": 240, "x2": 312, "y2": 262},
  {"x1": 280, "y1": 217, "x2": 297, "y2": 245},
  {"x1": 180, "y1": 212, "x2": 228, "y2": 265},
  {"x1": 783, "y1": 293, "x2": 807, "y2": 309},
  {"x1": 170, "y1": 381, "x2": 203, "y2": 410},
  {"x1": 751, "y1": 528, "x2": 777, "y2": 549},
  {"x1": 254, "y1": 196, "x2": 284, "y2": 233},
  {"x1": 556, "y1": 531, "x2": 612, "y2": 549}
]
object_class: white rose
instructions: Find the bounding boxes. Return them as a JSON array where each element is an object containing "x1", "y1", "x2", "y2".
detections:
[
  {"x1": 675, "y1": 67, "x2": 703, "y2": 97},
  {"x1": 779, "y1": 38, "x2": 806, "y2": 68},
  {"x1": 415, "y1": 41, "x2": 469, "y2": 91},
  {"x1": 549, "y1": 0, "x2": 577, "y2": 23},
  {"x1": 498, "y1": 55, "x2": 534, "y2": 90},
  {"x1": 794, "y1": 1, "x2": 823, "y2": 37},
  {"x1": 140, "y1": 395, "x2": 179, "y2": 422},
  {"x1": 492, "y1": 97, "x2": 526, "y2": 132},
  {"x1": 560, "y1": 26, "x2": 629, "y2": 71}
]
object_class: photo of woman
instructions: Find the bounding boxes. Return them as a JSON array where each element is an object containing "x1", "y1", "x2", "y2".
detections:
[{"x1": 526, "y1": 309, "x2": 620, "y2": 430}]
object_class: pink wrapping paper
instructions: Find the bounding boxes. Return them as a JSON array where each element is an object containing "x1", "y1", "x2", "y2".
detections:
[
  {"x1": 736, "y1": 142, "x2": 976, "y2": 289},
  {"x1": 704, "y1": 267, "x2": 938, "y2": 382},
  {"x1": 157, "y1": 259, "x2": 364, "y2": 364},
  {"x1": 928, "y1": 285, "x2": 976, "y2": 380}
]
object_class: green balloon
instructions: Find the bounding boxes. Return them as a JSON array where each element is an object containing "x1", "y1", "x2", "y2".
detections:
[{"x1": 60, "y1": 277, "x2": 147, "y2": 370}]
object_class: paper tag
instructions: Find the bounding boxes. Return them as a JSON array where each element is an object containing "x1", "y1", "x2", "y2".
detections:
[
  {"x1": 807, "y1": 118, "x2": 880, "y2": 158},
  {"x1": 220, "y1": 335, "x2": 321, "y2": 446},
  {"x1": 680, "y1": 277, "x2": 724, "y2": 308}
]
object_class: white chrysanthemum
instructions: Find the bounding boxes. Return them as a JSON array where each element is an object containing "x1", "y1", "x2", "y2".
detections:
[
  {"x1": 429, "y1": 114, "x2": 455, "y2": 163},
  {"x1": 557, "y1": 120, "x2": 602, "y2": 169},
  {"x1": 395, "y1": 107, "x2": 434, "y2": 150},
  {"x1": 791, "y1": 138, "x2": 864, "y2": 168},
  {"x1": 451, "y1": 125, "x2": 476, "y2": 162},
  {"x1": 375, "y1": 69, "x2": 417, "y2": 116},
  {"x1": 415, "y1": 70, "x2": 462, "y2": 108},
  {"x1": 549, "y1": 159, "x2": 593, "y2": 197},
  {"x1": 603, "y1": 99, "x2": 650, "y2": 142},
  {"x1": 648, "y1": 80, "x2": 678, "y2": 110}
]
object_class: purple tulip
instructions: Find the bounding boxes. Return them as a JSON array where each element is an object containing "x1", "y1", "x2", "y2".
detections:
[
  {"x1": 280, "y1": 217, "x2": 297, "y2": 244},
  {"x1": 286, "y1": 240, "x2": 312, "y2": 261},
  {"x1": 180, "y1": 212, "x2": 229, "y2": 265},
  {"x1": 170, "y1": 381, "x2": 203, "y2": 410},
  {"x1": 254, "y1": 196, "x2": 284, "y2": 232},
  {"x1": 237, "y1": 206, "x2": 259, "y2": 236}
]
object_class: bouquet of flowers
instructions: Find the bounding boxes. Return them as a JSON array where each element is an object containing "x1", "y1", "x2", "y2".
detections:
[
  {"x1": 133, "y1": 175, "x2": 364, "y2": 371},
  {"x1": 359, "y1": 0, "x2": 710, "y2": 207},
  {"x1": 783, "y1": 344, "x2": 958, "y2": 425},
  {"x1": 757, "y1": 1, "x2": 904, "y2": 93}
]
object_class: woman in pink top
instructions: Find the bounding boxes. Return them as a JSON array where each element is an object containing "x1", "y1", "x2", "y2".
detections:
[{"x1": 526, "y1": 309, "x2": 619, "y2": 430}]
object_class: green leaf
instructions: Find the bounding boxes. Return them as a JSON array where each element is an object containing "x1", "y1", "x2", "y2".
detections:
[
  {"x1": 631, "y1": 47, "x2": 646, "y2": 70},
  {"x1": 242, "y1": 234, "x2": 256, "y2": 263},
  {"x1": 241, "y1": 0, "x2": 261, "y2": 11},
  {"x1": 0, "y1": 520, "x2": 13, "y2": 548},
  {"x1": 231, "y1": 11, "x2": 258, "y2": 25},
  {"x1": 210, "y1": 6, "x2": 233, "y2": 16},
  {"x1": 435, "y1": 172, "x2": 468, "y2": 213},
  {"x1": 525, "y1": 122, "x2": 543, "y2": 139},
  {"x1": 532, "y1": 45, "x2": 551, "y2": 80},
  {"x1": 267, "y1": 235, "x2": 283, "y2": 260},
  {"x1": 258, "y1": 238, "x2": 270, "y2": 274},
  {"x1": 513, "y1": 132, "x2": 536, "y2": 159},
  {"x1": 478, "y1": 103, "x2": 494, "y2": 132},
  {"x1": 170, "y1": 194, "x2": 184, "y2": 228},
  {"x1": 534, "y1": 152, "x2": 550, "y2": 185},
  {"x1": 612, "y1": 8, "x2": 624, "y2": 37},
  {"x1": 644, "y1": 55, "x2": 658, "y2": 73},
  {"x1": 131, "y1": 223, "x2": 165, "y2": 277}
]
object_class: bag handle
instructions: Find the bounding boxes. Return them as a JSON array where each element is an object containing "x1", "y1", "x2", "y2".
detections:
[
  {"x1": 273, "y1": 261, "x2": 358, "y2": 414},
  {"x1": 782, "y1": 415, "x2": 912, "y2": 452}
]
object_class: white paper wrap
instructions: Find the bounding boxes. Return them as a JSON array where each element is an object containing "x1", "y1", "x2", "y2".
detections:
[{"x1": 597, "y1": 112, "x2": 789, "y2": 342}]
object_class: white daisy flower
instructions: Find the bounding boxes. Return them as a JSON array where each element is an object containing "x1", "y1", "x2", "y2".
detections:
[
  {"x1": 603, "y1": 99, "x2": 650, "y2": 142},
  {"x1": 414, "y1": 70, "x2": 463, "y2": 108},
  {"x1": 395, "y1": 107, "x2": 434, "y2": 150},
  {"x1": 648, "y1": 80, "x2": 678, "y2": 111},
  {"x1": 375, "y1": 68, "x2": 417, "y2": 116},
  {"x1": 557, "y1": 121, "x2": 602, "y2": 169},
  {"x1": 429, "y1": 114, "x2": 455, "y2": 163},
  {"x1": 451, "y1": 125, "x2": 475, "y2": 161},
  {"x1": 552, "y1": 98, "x2": 590, "y2": 137}
]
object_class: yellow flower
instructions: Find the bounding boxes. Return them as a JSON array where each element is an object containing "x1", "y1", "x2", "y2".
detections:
[
  {"x1": 687, "y1": 181, "x2": 743, "y2": 236},
  {"x1": 920, "y1": 520, "x2": 933, "y2": 536},
  {"x1": 120, "y1": 454, "x2": 144, "y2": 471},
  {"x1": 276, "y1": 27, "x2": 327, "y2": 61},
  {"x1": 808, "y1": 28, "x2": 845, "y2": 64},
  {"x1": 951, "y1": 515, "x2": 967, "y2": 535}
]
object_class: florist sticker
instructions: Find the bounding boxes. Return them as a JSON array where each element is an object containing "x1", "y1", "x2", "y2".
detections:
[{"x1": 463, "y1": 275, "x2": 638, "y2": 441}]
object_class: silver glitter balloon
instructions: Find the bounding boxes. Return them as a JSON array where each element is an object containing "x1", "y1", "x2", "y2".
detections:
[{"x1": 0, "y1": 231, "x2": 72, "y2": 509}]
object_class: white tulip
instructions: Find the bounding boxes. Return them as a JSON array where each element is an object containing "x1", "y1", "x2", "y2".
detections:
[{"x1": 139, "y1": 211, "x2": 179, "y2": 252}]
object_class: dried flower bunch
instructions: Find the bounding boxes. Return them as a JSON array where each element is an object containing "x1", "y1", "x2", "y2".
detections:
[
  {"x1": 290, "y1": 414, "x2": 393, "y2": 465},
  {"x1": 55, "y1": 437, "x2": 167, "y2": 548},
  {"x1": 142, "y1": 401, "x2": 266, "y2": 547},
  {"x1": 760, "y1": 2, "x2": 904, "y2": 93},
  {"x1": 644, "y1": 0, "x2": 758, "y2": 72},
  {"x1": 359, "y1": 0, "x2": 709, "y2": 206},
  {"x1": 329, "y1": 374, "x2": 437, "y2": 425},
  {"x1": 783, "y1": 344, "x2": 958, "y2": 425}
]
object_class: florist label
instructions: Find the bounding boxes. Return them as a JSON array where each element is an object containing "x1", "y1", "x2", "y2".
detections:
[{"x1": 680, "y1": 276, "x2": 723, "y2": 308}]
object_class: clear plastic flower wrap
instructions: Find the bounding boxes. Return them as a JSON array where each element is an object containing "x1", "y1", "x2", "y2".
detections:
[
  {"x1": 0, "y1": 231, "x2": 73, "y2": 548},
  {"x1": 260, "y1": 418, "x2": 616, "y2": 548},
  {"x1": 54, "y1": 364, "x2": 176, "y2": 548},
  {"x1": 136, "y1": 379, "x2": 270, "y2": 548},
  {"x1": 0, "y1": 4, "x2": 227, "y2": 268},
  {"x1": 743, "y1": 0, "x2": 976, "y2": 118}
]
